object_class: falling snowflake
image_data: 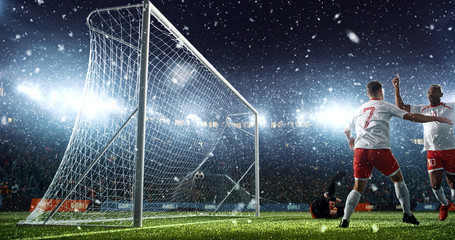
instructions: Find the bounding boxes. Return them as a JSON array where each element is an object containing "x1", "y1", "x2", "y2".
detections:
[
  {"x1": 321, "y1": 225, "x2": 328, "y2": 232},
  {"x1": 372, "y1": 224, "x2": 379, "y2": 233},
  {"x1": 346, "y1": 30, "x2": 360, "y2": 43},
  {"x1": 370, "y1": 184, "x2": 378, "y2": 192}
]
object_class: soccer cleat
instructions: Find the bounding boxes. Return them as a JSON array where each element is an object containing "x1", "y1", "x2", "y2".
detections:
[
  {"x1": 402, "y1": 213, "x2": 420, "y2": 225},
  {"x1": 439, "y1": 204, "x2": 450, "y2": 221},
  {"x1": 331, "y1": 171, "x2": 347, "y2": 183},
  {"x1": 339, "y1": 219, "x2": 349, "y2": 228}
]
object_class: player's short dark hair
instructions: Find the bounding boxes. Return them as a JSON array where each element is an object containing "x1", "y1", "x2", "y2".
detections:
[
  {"x1": 367, "y1": 81, "x2": 382, "y2": 96},
  {"x1": 430, "y1": 84, "x2": 443, "y2": 93}
]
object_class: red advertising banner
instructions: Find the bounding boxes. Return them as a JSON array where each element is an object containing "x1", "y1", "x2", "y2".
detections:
[
  {"x1": 29, "y1": 198, "x2": 90, "y2": 212},
  {"x1": 355, "y1": 203, "x2": 373, "y2": 211}
]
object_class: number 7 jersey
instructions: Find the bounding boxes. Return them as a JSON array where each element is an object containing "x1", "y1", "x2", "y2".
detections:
[{"x1": 347, "y1": 99, "x2": 408, "y2": 149}]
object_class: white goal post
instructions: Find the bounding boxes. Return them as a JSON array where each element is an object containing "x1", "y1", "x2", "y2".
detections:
[{"x1": 19, "y1": 0, "x2": 259, "y2": 227}]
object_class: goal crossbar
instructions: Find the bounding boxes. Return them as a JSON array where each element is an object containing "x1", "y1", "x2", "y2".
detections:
[
  {"x1": 86, "y1": 4, "x2": 142, "y2": 52},
  {"x1": 148, "y1": 3, "x2": 257, "y2": 115}
]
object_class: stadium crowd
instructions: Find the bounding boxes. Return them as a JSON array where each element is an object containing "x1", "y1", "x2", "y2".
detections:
[
  {"x1": 259, "y1": 159, "x2": 436, "y2": 206},
  {"x1": 0, "y1": 116, "x2": 446, "y2": 211},
  {"x1": 0, "y1": 114, "x2": 69, "y2": 211}
]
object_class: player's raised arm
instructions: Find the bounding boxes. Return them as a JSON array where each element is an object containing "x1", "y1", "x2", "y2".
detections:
[
  {"x1": 392, "y1": 74, "x2": 411, "y2": 112},
  {"x1": 403, "y1": 113, "x2": 453, "y2": 125}
]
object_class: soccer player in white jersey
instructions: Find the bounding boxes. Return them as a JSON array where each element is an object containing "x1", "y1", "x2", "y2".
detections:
[
  {"x1": 393, "y1": 75, "x2": 455, "y2": 221},
  {"x1": 340, "y1": 81, "x2": 453, "y2": 228}
]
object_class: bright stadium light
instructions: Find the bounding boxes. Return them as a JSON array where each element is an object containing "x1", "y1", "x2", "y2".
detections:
[
  {"x1": 258, "y1": 115, "x2": 267, "y2": 126},
  {"x1": 64, "y1": 93, "x2": 83, "y2": 111},
  {"x1": 312, "y1": 104, "x2": 355, "y2": 128},
  {"x1": 17, "y1": 83, "x2": 124, "y2": 120},
  {"x1": 249, "y1": 114, "x2": 267, "y2": 127},
  {"x1": 49, "y1": 91, "x2": 61, "y2": 105},
  {"x1": 296, "y1": 109, "x2": 305, "y2": 122},
  {"x1": 17, "y1": 84, "x2": 44, "y2": 101},
  {"x1": 81, "y1": 95, "x2": 120, "y2": 118}
]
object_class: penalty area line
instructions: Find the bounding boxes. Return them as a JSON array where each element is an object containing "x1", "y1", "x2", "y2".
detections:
[{"x1": 19, "y1": 218, "x2": 240, "y2": 240}]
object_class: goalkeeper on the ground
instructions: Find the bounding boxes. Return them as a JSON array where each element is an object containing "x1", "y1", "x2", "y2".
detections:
[{"x1": 309, "y1": 171, "x2": 346, "y2": 219}]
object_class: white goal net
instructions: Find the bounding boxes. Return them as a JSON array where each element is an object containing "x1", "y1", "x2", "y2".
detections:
[{"x1": 20, "y1": 1, "x2": 259, "y2": 226}]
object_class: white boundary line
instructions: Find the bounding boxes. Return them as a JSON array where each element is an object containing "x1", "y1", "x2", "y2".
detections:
[{"x1": 18, "y1": 218, "x2": 241, "y2": 240}]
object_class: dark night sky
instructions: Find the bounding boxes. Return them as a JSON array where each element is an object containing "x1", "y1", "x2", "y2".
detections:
[{"x1": 1, "y1": 0, "x2": 455, "y2": 154}]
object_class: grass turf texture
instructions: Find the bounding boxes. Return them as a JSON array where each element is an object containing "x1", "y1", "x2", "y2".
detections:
[{"x1": 1, "y1": 212, "x2": 454, "y2": 239}]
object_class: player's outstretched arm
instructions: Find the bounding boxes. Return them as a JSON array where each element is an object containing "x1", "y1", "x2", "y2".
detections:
[
  {"x1": 344, "y1": 128, "x2": 355, "y2": 150},
  {"x1": 403, "y1": 113, "x2": 453, "y2": 125},
  {"x1": 392, "y1": 74, "x2": 411, "y2": 112}
]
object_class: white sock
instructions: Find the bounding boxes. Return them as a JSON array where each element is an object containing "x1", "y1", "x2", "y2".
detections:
[
  {"x1": 433, "y1": 188, "x2": 449, "y2": 206},
  {"x1": 451, "y1": 188, "x2": 455, "y2": 202},
  {"x1": 343, "y1": 190, "x2": 361, "y2": 221},
  {"x1": 394, "y1": 181, "x2": 412, "y2": 216}
]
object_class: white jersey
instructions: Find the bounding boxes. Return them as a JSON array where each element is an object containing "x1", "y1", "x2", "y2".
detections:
[
  {"x1": 410, "y1": 102, "x2": 455, "y2": 151},
  {"x1": 347, "y1": 99, "x2": 408, "y2": 149}
]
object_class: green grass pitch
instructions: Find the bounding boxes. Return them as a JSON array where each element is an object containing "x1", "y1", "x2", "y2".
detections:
[{"x1": 1, "y1": 211, "x2": 454, "y2": 239}]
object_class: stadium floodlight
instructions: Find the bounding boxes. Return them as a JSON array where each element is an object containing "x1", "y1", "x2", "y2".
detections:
[
  {"x1": 314, "y1": 105, "x2": 355, "y2": 128},
  {"x1": 258, "y1": 115, "x2": 267, "y2": 127},
  {"x1": 248, "y1": 114, "x2": 266, "y2": 127},
  {"x1": 296, "y1": 110, "x2": 305, "y2": 121},
  {"x1": 19, "y1": 85, "x2": 123, "y2": 120},
  {"x1": 17, "y1": 84, "x2": 43, "y2": 101},
  {"x1": 19, "y1": 0, "x2": 259, "y2": 227},
  {"x1": 79, "y1": 94, "x2": 121, "y2": 119}
]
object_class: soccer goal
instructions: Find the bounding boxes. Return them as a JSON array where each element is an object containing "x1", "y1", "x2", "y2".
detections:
[{"x1": 19, "y1": 0, "x2": 259, "y2": 227}]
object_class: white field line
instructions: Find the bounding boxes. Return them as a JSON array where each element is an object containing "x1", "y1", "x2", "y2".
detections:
[{"x1": 18, "y1": 218, "x2": 241, "y2": 240}]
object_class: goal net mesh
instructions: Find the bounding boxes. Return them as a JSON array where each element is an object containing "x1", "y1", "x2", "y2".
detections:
[{"x1": 21, "y1": 3, "x2": 257, "y2": 226}]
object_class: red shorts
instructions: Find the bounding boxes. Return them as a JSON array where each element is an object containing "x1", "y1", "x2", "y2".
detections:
[
  {"x1": 427, "y1": 150, "x2": 455, "y2": 175},
  {"x1": 353, "y1": 148, "x2": 400, "y2": 180}
]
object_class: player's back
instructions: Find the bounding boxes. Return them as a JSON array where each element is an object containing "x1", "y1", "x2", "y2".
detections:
[{"x1": 349, "y1": 99, "x2": 407, "y2": 149}]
